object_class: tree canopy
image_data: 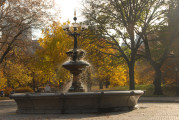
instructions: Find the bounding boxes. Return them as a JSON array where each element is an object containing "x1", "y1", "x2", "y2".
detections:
[
  {"x1": 82, "y1": 0, "x2": 167, "y2": 90},
  {"x1": 0, "y1": 0, "x2": 59, "y2": 64}
]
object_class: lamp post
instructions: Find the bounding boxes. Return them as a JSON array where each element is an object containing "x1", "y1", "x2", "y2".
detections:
[{"x1": 176, "y1": 67, "x2": 179, "y2": 96}]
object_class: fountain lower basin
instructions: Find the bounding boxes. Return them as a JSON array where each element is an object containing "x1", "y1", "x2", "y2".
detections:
[{"x1": 10, "y1": 90, "x2": 144, "y2": 114}]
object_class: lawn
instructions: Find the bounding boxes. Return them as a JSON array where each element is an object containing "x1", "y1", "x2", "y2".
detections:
[{"x1": 91, "y1": 84, "x2": 177, "y2": 97}]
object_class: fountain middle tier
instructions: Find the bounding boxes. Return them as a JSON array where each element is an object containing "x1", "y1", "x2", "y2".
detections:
[{"x1": 62, "y1": 60, "x2": 90, "y2": 75}]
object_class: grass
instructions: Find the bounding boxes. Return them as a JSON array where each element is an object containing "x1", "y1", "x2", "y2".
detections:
[{"x1": 91, "y1": 84, "x2": 178, "y2": 97}]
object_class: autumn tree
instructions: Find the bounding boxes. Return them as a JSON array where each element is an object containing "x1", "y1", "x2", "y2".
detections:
[
  {"x1": 0, "y1": 67, "x2": 7, "y2": 90},
  {"x1": 37, "y1": 21, "x2": 73, "y2": 88},
  {"x1": 15, "y1": 40, "x2": 47, "y2": 90},
  {"x1": 83, "y1": 0, "x2": 166, "y2": 90},
  {"x1": 135, "y1": 60, "x2": 154, "y2": 85},
  {"x1": 36, "y1": 20, "x2": 129, "y2": 90},
  {"x1": 137, "y1": 0, "x2": 179, "y2": 95},
  {"x1": 78, "y1": 37, "x2": 112, "y2": 88},
  {"x1": 0, "y1": 0, "x2": 59, "y2": 64},
  {"x1": 3, "y1": 60, "x2": 32, "y2": 88},
  {"x1": 79, "y1": 31, "x2": 129, "y2": 89}
]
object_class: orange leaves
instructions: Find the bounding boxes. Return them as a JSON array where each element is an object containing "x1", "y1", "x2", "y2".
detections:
[{"x1": 135, "y1": 61, "x2": 154, "y2": 85}]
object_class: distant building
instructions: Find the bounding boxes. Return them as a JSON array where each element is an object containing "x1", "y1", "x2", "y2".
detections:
[
  {"x1": 27, "y1": 40, "x2": 41, "y2": 54},
  {"x1": 121, "y1": 42, "x2": 126, "y2": 47}
]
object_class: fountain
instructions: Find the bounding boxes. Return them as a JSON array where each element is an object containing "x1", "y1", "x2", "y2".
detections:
[
  {"x1": 9, "y1": 11, "x2": 144, "y2": 114},
  {"x1": 62, "y1": 15, "x2": 89, "y2": 91}
]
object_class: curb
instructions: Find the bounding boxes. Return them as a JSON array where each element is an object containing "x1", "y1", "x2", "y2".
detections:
[{"x1": 139, "y1": 97, "x2": 179, "y2": 103}]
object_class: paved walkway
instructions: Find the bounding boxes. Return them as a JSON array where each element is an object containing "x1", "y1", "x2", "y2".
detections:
[{"x1": 1, "y1": 98, "x2": 179, "y2": 120}]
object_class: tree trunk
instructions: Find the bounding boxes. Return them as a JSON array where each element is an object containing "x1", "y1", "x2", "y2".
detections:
[
  {"x1": 0, "y1": 30, "x2": 24, "y2": 64},
  {"x1": 99, "y1": 81, "x2": 103, "y2": 89},
  {"x1": 153, "y1": 67, "x2": 163, "y2": 95},
  {"x1": 32, "y1": 72, "x2": 36, "y2": 91},
  {"x1": 128, "y1": 62, "x2": 135, "y2": 90}
]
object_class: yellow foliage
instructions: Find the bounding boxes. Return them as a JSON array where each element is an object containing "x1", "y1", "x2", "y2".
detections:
[
  {"x1": 0, "y1": 70, "x2": 7, "y2": 90},
  {"x1": 36, "y1": 21, "x2": 73, "y2": 85},
  {"x1": 109, "y1": 65, "x2": 128, "y2": 86},
  {"x1": 78, "y1": 31, "x2": 128, "y2": 87},
  {"x1": 5, "y1": 61, "x2": 32, "y2": 88},
  {"x1": 37, "y1": 21, "x2": 129, "y2": 87}
]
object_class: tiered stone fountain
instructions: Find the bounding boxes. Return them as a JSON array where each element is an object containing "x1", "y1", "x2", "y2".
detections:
[{"x1": 10, "y1": 12, "x2": 143, "y2": 114}]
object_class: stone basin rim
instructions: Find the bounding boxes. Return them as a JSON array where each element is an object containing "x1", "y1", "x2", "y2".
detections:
[
  {"x1": 10, "y1": 90, "x2": 144, "y2": 114},
  {"x1": 10, "y1": 90, "x2": 144, "y2": 98}
]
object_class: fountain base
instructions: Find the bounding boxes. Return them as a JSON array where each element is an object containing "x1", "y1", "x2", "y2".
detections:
[
  {"x1": 68, "y1": 81, "x2": 84, "y2": 92},
  {"x1": 68, "y1": 74, "x2": 85, "y2": 92},
  {"x1": 10, "y1": 90, "x2": 144, "y2": 114}
]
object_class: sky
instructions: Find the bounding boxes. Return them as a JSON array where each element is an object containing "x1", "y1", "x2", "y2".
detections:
[
  {"x1": 33, "y1": 0, "x2": 83, "y2": 40},
  {"x1": 55, "y1": 0, "x2": 84, "y2": 23}
]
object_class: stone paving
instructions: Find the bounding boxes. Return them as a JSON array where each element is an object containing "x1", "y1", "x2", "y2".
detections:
[{"x1": 0, "y1": 100, "x2": 179, "y2": 120}]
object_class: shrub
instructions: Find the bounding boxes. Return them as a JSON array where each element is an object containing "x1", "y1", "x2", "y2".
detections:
[
  {"x1": 4, "y1": 88, "x2": 13, "y2": 97},
  {"x1": 15, "y1": 87, "x2": 34, "y2": 93}
]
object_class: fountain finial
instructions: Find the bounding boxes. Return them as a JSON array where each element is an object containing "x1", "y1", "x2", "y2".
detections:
[
  {"x1": 73, "y1": 9, "x2": 77, "y2": 22},
  {"x1": 74, "y1": 9, "x2": 76, "y2": 17}
]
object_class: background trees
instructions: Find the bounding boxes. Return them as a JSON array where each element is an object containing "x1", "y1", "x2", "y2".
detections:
[
  {"x1": 82, "y1": 0, "x2": 166, "y2": 90},
  {"x1": 78, "y1": 33, "x2": 129, "y2": 88},
  {"x1": 138, "y1": 0, "x2": 179, "y2": 95},
  {"x1": 37, "y1": 21, "x2": 130, "y2": 90},
  {"x1": 0, "y1": 67, "x2": 7, "y2": 90},
  {"x1": 0, "y1": 0, "x2": 59, "y2": 91},
  {"x1": 0, "y1": 0, "x2": 59, "y2": 64},
  {"x1": 0, "y1": 0, "x2": 178, "y2": 95},
  {"x1": 36, "y1": 21, "x2": 73, "y2": 89}
]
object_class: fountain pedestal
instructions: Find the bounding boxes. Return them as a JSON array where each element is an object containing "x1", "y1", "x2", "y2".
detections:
[
  {"x1": 69, "y1": 74, "x2": 84, "y2": 92},
  {"x1": 62, "y1": 49, "x2": 89, "y2": 92}
]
